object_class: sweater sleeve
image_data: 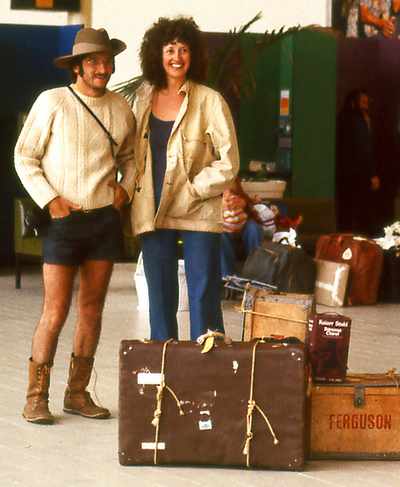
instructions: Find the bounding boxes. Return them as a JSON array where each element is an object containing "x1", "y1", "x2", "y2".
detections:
[
  {"x1": 116, "y1": 106, "x2": 136, "y2": 202},
  {"x1": 14, "y1": 91, "x2": 60, "y2": 208}
]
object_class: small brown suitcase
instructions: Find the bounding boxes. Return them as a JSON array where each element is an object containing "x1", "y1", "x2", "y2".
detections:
[
  {"x1": 308, "y1": 312, "x2": 352, "y2": 383},
  {"x1": 241, "y1": 288, "x2": 315, "y2": 342},
  {"x1": 315, "y1": 234, "x2": 383, "y2": 305},
  {"x1": 310, "y1": 372, "x2": 400, "y2": 459},
  {"x1": 119, "y1": 338, "x2": 307, "y2": 470}
]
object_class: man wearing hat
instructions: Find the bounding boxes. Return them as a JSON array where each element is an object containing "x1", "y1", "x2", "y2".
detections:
[{"x1": 15, "y1": 27, "x2": 135, "y2": 424}]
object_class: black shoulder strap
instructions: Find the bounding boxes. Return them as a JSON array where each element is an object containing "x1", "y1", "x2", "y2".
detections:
[{"x1": 67, "y1": 86, "x2": 117, "y2": 147}]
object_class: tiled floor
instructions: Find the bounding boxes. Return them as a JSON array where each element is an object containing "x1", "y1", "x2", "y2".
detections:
[{"x1": 1, "y1": 263, "x2": 399, "y2": 487}]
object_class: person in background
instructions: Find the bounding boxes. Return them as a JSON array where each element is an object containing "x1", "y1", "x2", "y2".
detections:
[
  {"x1": 14, "y1": 28, "x2": 135, "y2": 424},
  {"x1": 359, "y1": 0, "x2": 394, "y2": 37},
  {"x1": 389, "y1": 0, "x2": 400, "y2": 37},
  {"x1": 336, "y1": 89, "x2": 380, "y2": 235},
  {"x1": 131, "y1": 17, "x2": 239, "y2": 340},
  {"x1": 346, "y1": 0, "x2": 400, "y2": 38},
  {"x1": 220, "y1": 177, "x2": 264, "y2": 279}
]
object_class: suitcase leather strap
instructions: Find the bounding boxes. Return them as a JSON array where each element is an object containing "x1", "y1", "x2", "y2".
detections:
[
  {"x1": 243, "y1": 340, "x2": 279, "y2": 467},
  {"x1": 241, "y1": 307, "x2": 308, "y2": 325},
  {"x1": 152, "y1": 339, "x2": 184, "y2": 465},
  {"x1": 242, "y1": 289, "x2": 309, "y2": 325},
  {"x1": 346, "y1": 369, "x2": 399, "y2": 387}
]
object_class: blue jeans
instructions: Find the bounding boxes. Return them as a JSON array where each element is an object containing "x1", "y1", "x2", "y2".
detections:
[
  {"x1": 220, "y1": 219, "x2": 264, "y2": 278},
  {"x1": 140, "y1": 229, "x2": 224, "y2": 341}
]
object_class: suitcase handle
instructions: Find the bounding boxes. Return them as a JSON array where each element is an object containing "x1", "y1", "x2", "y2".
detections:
[{"x1": 196, "y1": 330, "x2": 233, "y2": 353}]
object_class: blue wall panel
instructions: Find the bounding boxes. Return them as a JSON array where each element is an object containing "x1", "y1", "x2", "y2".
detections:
[{"x1": 0, "y1": 23, "x2": 81, "y2": 264}]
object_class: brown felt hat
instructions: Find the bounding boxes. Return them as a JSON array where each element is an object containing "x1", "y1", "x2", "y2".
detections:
[{"x1": 54, "y1": 27, "x2": 126, "y2": 69}]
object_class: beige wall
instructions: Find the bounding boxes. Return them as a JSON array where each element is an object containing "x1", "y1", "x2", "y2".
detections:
[
  {"x1": 0, "y1": 0, "x2": 331, "y2": 85},
  {"x1": 92, "y1": 0, "x2": 332, "y2": 84}
]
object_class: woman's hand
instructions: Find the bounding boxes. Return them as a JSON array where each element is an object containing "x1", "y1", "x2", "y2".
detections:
[{"x1": 223, "y1": 190, "x2": 246, "y2": 210}]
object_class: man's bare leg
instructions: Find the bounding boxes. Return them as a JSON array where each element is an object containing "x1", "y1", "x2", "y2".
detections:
[
  {"x1": 31, "y1": 264, "x2": 77, "y2": 364},
  {"x1": 23, "y1": 264, "x2": 77, "y2": 423},
  {"x1": 64, "y1": 259, "x2": 114, "y2": 419},
  {"x1": 73, "y1": 259, "x2": 114, "y2": 356}
]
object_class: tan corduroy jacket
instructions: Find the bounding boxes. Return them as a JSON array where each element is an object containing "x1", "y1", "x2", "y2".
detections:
[{"x1": 131, "y1": 80, "x2": 240, "y2": 235}]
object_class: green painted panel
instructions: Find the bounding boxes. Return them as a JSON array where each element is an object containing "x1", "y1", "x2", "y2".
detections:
[
  {"x1": 238, "y1": 34, "x2": 281, "y2": 171},
  {"x1": 291, "y1": 31, "x2": 337, "y2": 198},
  {"x1": 280, "y1": 35, "x2": 294, "y2": 91}
]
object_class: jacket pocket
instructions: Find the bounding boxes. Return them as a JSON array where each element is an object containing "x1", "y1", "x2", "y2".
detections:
[
  {"x1": 166, "y1": 179, "x2": 202, "y2": 218},
  {"x1": 167, "y1": 182, "x2": 222, "y2": 223},
  {"x1": 182, "y1": 132, "x2": 210, "y2": 163}
]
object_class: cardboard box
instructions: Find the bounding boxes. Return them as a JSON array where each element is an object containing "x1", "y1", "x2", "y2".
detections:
[
  {"x1": 314, "y1": 259, "x2": 350, "y2": 307},
  {"x1": 241, "y1": 180, "x2": 287, "y2": 200},
  {"x1": 308, "y1": 313, "x2": 351, "y2": 382},
  {"x1": 310, "y1": 373, "x2": 400, "y2": 459}
]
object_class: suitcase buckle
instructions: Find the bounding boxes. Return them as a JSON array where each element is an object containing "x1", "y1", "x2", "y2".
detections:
[{"x1": 354, "y1": 384, "x2": 365, "y2": 408}]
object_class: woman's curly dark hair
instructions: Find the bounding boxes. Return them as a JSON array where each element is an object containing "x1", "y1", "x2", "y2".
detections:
[{"x1": 140, "y1": 16, "x2": 208, "y2": 88}]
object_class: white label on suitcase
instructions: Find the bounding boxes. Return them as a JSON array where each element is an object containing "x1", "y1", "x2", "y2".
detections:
[
  {"x1": 141, "y1": 442, "x2": 166, "y2": 450},
  {"x1": 199, "y1": 410, "x2": 213, "y2": 430},
  {"x1": 199, "y1": 419, "x2": 213, "y2": 430},
  {"x1": 137, "y1": 372, "x2": 163, "y2": 385},
  {"x1": 342, "y1": 248, "x2": 352, "y2": 260}
]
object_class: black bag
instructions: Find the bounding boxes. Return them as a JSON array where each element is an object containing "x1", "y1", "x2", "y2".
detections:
[
  {"x1": 19, "y1": 198, "x2": 49, "y2": 238},
  {"x1": 379, "y1": 247, "x2": 400, "y2": 302},
  {"x1": 241, "y1": 242, "x2": 316, "y2": 294}
]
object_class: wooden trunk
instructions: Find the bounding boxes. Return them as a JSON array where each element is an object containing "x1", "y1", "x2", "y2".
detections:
[
  {"x1": 242, "y1": 288, "x2": 315, "y2": 342},
  {"x1": 119, "y1": 339, "x2": 307, "y2": 469},
  {"x1": 310, "y1": 373, "x2": 400, "y2": 459}
]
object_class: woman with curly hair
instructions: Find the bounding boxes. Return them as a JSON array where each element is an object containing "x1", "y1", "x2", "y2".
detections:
[{"x1": 131, "y1": 16, "x2": 239, "y2": 340}]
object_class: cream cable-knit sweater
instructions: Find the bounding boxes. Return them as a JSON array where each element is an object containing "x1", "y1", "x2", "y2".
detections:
[{"x1": 15, "y1": 86, "x2": 136, "y2": 209}]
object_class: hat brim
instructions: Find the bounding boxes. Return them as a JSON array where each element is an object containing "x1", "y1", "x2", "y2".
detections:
[{"x1": 54, "y1": 38, "x2": 126, "y2": 69}]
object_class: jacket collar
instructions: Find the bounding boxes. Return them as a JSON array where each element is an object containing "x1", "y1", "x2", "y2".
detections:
[
  {"x1": 177, "y1": 79, "x2": 191, "y2": 96},
  {"x1": 138, "y1": 79, "x2": 194, "y2": 137},
  {"x1": 137, "y1": 79, "x2": 192, "y2": 103}
]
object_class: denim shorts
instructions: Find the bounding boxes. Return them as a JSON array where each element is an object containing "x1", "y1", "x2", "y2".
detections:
[{"x1": 42, "y1": 205, "x2": 123, "y2": 265}]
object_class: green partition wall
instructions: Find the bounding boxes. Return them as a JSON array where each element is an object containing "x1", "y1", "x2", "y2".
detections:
[
  {"x1": 238, "y1": 34, "x2": 281, "y2": 167},
  {"x1": 292, "y1": 31, "x2": 337, "y2": 198},
  {"x1": 238, "y1": 31, "x2": 337, "y2": 200}
]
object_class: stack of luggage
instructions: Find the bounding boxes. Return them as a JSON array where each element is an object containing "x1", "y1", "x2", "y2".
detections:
[{"x1": 118, "y1": 233, "x2": 400, "y2": 470}]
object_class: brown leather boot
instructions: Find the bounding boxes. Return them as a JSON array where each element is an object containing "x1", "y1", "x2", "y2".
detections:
[
  {"x1": 23, "y1": 358, "x2": 54, "y2": 424},
  {"x1": 63, "y1": 354, "x2": 110, "y2": 419}
]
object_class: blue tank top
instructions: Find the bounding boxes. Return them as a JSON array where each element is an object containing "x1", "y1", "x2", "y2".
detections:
[{"x1": 149, "y1": 113, "x2": 174, "y2": 209}]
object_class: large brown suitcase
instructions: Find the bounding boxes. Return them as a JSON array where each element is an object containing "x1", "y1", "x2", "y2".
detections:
[
  {"x1": 310, "y1": 372, "x2": 400, "y2": 459},
  {"x1": 315, "y1": 234, "x2": 383, "y2": 305},
  {"x1": 119, "y1": 338, "x2": 307, "y2": 470},
  {"x1": 241, "y1": 288, "x2": 315, "y2": 342}
]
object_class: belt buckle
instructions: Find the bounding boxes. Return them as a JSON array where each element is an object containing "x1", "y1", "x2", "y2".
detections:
[{"x1": 82, "y1": 209, "x2": 92, "y2": 214}]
